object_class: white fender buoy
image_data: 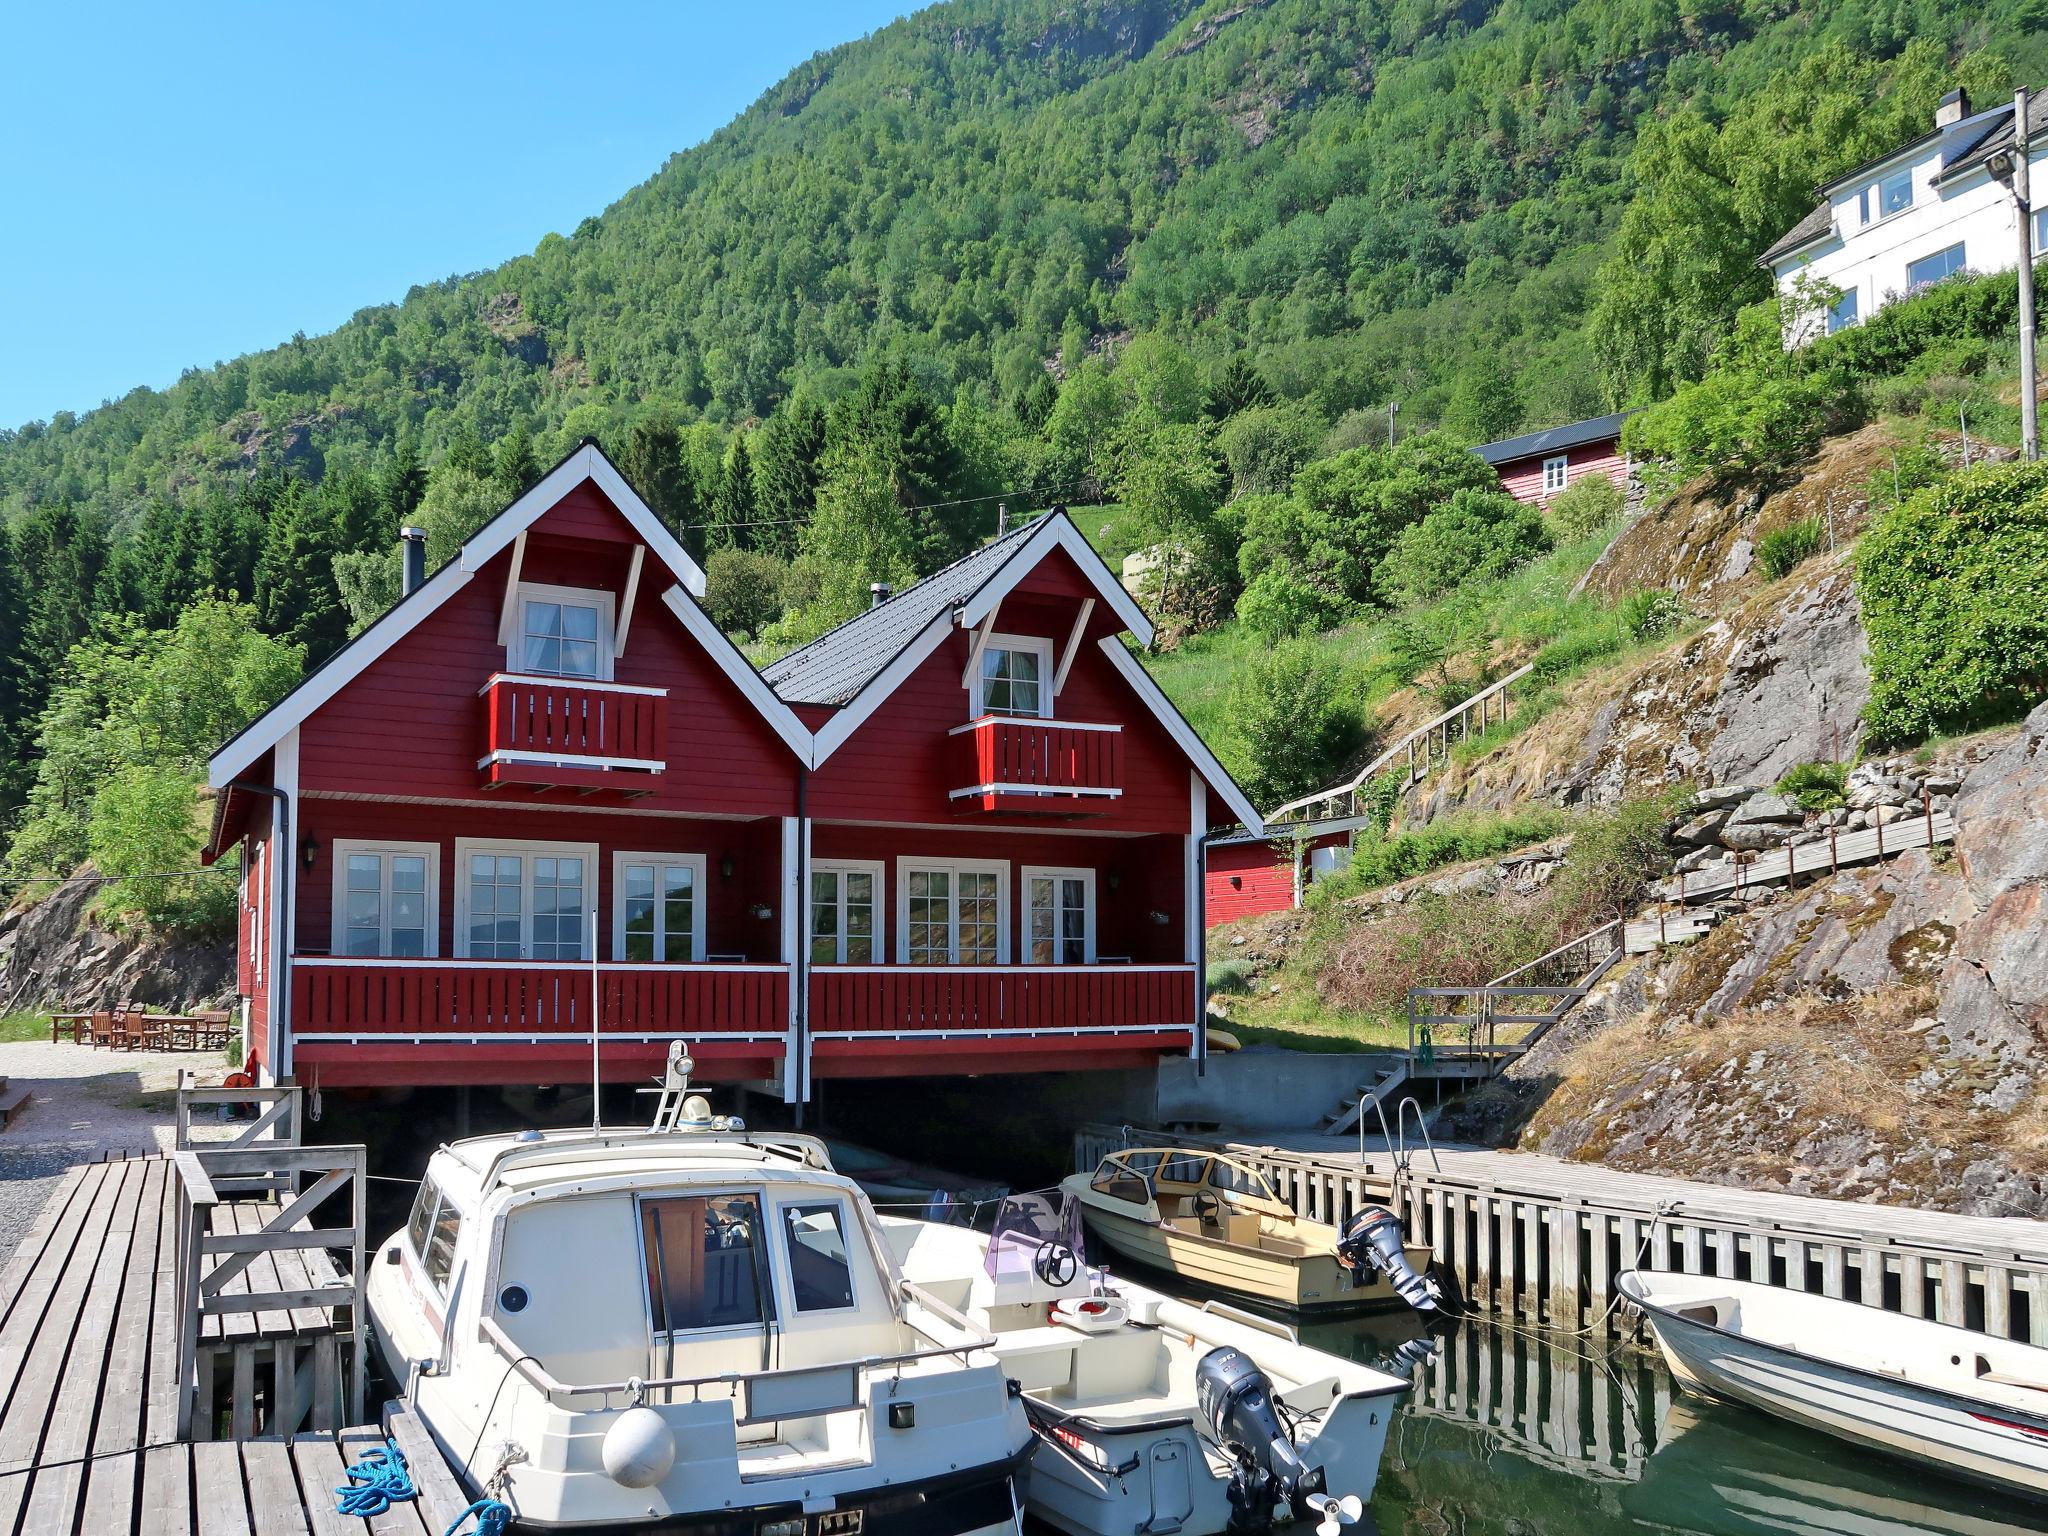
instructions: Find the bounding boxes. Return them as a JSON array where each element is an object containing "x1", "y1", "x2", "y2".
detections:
[{"x1": 603, "y1": 1406, "x2": 675, "y2": 1488}]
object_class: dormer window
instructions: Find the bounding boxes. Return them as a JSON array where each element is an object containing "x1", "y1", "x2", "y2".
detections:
[
  {"x1": 975, "y1": 634, "x2": 1053, "y2": 718},
  {"x1": 1878, "y1": 167, "x2": 1913, "y2": 218},
  {"x1": 513, "y1": 583, "x2": 614, "y2": 680}
]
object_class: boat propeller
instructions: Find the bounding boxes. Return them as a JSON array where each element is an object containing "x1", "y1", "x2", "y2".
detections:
[{"x1": 1304, "y1": 1492, "x2": 1365, "y2": 1536}]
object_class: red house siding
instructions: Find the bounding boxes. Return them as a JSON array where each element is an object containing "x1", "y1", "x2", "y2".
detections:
[
  {"x1": 1203, "y1": 830, "x2": 1353, "y2": 927},
  {"x1": 1493, "y1": 439, "x2": 1629, "y2": 506}
]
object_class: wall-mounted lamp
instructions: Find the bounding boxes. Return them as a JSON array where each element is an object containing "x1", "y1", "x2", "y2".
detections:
[
  {"x1": 1148, "y1": 910, "x2": 1171, "y2": 926},
  {"x1": 299, "y1": 832, "x2": 320, "y2": 872},
  {"x1": 1106, "y1": 869, "x2": 1122, "y2": 892},
  {"x1": 720, "y1": 853, "x2": 737, "y2": 880},
  {"x1": 1228, "y1": 875, "x2": 1243, "y2": 890}
]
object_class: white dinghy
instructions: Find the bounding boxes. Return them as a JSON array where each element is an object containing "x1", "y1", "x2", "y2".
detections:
[
  {"x1": 367, "y1": 1048, "x2": 1029, "y2": 1531},
  {"x1": 887, "y1": 1190, "x2": 1409, "y2": 1536},
  {"x1": 1620, "y1": 1269, "x2": 2048, "y2": 1504}
]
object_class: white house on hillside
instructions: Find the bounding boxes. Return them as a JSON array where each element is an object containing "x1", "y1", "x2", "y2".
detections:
[{"x1": 1762, "y1": 88, "x2": 2045, "y2": 343}]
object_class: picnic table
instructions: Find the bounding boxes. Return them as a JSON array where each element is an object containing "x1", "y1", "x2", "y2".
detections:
[{"x1": 49, "y1": 1010, "x2": 233, "y2": 1050}]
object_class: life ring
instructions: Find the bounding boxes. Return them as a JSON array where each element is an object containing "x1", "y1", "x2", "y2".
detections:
[{"x1": 1050, "y1": 1295, "x2": 1129, "y2": 1333}]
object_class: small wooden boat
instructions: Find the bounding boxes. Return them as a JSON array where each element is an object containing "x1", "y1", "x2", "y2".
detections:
[
  {"x1": 1621, "y1": 1269, "x2": 2048, "y2": 1504},
  {"x1": 1061, "y1": 1148, "x2": 1437, "y2": 1315}
]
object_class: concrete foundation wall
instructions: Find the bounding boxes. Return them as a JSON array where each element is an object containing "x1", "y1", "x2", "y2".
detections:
[{"x1": 1155, "y1": 1050, "x2": 1405, "y2": 1131}]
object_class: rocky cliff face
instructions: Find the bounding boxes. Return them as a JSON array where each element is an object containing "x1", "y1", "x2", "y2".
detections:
[
  {"x1": 1449, "y1": 705, "x2": 2048, "y2": 1217},
  {"x1": 0, "y1": 874, "x2": 234, "y2": 1015}
]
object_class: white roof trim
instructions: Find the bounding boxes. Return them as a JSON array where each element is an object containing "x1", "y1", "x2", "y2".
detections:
[
  {"x1": 658, "y1": 586, "x2": 817, "y2": 763},
  {"x1": 210, "y1": 444, "x2": 718, "y2": 788},
  {"x1": 958, "y1": 515, "x2": 1154, "y2": 648},
  {"x1": 809, "y1": 610, "x2": 957, "y2": 769},
  {"x1": 1097, "y1": 637, "x2": 1263, "y2": 835}
]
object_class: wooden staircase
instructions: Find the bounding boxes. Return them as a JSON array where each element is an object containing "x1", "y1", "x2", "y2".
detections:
[{"x1": 1322, "y1": 1060, "x2": 1411, "y2": 1135}]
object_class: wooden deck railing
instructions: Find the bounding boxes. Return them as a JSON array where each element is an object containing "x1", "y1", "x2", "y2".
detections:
[
  {"x1": 292, "y1": 958, "x2": 790, "y2": 1037},
  {"x1": 949, "y1": 717, "x2": 1122, "y2": 812},
  {"x1": 809, "y1": 963, "x2": 1197, "y2": 1034},
  {"x1": 478, "y1": 673, "x2": 668, "y2": 790}
]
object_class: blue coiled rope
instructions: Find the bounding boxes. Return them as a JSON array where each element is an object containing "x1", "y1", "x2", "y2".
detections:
[
  {"x1": 334, "y1": 1437, "x2": 416, "y2": 1518},
  {"x1": 446, "y1": 1497, "x2": 513, "y2": 1536}
]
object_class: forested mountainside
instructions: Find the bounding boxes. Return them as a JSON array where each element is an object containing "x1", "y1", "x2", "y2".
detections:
[{"x1": 3, "y1": 0, "x2": 2045, "y2": 925}]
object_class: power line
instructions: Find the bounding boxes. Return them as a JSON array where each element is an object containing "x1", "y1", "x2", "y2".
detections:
[{"x1": 688, "y1": 479, "x2": 1094, "y2": 532}]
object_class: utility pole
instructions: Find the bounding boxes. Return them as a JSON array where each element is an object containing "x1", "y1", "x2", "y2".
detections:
[
  {"x1": 1993, "y1": 88, "x2": 2038, "y2": 462},
  {"x1": 1387, "y1": 400, "x2": 1400, "y2": 448},
  {"x1": 2017, "y1": 88, "x2": 2038, "y2": 463}
]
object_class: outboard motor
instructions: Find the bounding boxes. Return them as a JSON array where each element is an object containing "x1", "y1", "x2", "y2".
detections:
[
  {"x1": 1337, "y1": 1207, "x2": 1439, "y2": 1314},
  {"x1": 1194, "y1": 1346, "x2": 1323, "y2": 1532}
]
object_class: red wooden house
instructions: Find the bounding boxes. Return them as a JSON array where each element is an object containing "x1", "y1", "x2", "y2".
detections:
[
  {"x1": 203, "y1": 443, "x2": 1261, "y2": 1102},
  {"x1": 1474, "y1": 411, "x2": 1634, "y2": 506}
]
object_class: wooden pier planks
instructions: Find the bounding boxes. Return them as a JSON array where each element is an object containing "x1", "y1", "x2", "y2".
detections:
[{"x1": 0, "y1": 1157, "x2": 464, "y2": 1536}]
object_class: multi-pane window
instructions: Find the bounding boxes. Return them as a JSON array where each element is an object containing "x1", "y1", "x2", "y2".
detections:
[
  {"x1": 1878, "y1": 167, "x2": 1913, "y2": 217},
  {"x1": 457, "y1": 841, "x2": 597, "y2": 959},
  {"x1": 811, "y1": 863, "x2": 880, "y2": 964},
  {"x1": 467, "y1": 854, "x2": 525, "y2": 958},
  {"x1": 522, "y1": 599, "x2": 604, "y2": 678},
  {"x1": 1827, "y1": 286, "x2": 1859, "y2": 334},
  {"x1": 903, "y1": 862, "x2": 1003, "y2": 964},
  {"x1": 619, "y1": 856, "x2": 701, "y2": 962},
  {"x1": 531, "y1": 857, "x2": 587, "y2": 960},
  {"x1": 1905, "y1": 242, "x2": 1966, "y2": 291},
  {"x1": 981, "y1": 646, "x2": 1043, "y2": 717},
  {"x1": 1025, "y1": 868, "x2": 1093, "y2": 965},
  {"x1": 336, "y1": 844, "x2": 434, "y2": 957},
  {"x1": 1541, "y1": 455, "x2": 1569, "y2": 496}
]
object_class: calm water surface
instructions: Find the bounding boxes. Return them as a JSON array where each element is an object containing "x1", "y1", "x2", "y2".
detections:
[{"x1": 1305, "y1": 1312, "x2": 2046, "y2": 1535}]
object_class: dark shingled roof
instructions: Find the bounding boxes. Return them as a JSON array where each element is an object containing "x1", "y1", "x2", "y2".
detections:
[
  {"x1": 763, "y1": 518, "x2": 1043, "y2": 706},
  {"x1": 1473, "y1": 411, "x2": 1631, "y2": 467},
  {"x1": 1758, "y1": 202, "x2": 1838, "y2": 266}
]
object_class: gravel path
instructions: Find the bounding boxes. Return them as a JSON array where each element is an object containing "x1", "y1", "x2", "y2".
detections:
[{"x1": 0, "y1": 1037, "x2": 225, "y2": 1267}]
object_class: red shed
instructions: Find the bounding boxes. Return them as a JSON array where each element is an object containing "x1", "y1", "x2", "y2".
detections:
[{"x1": 1475, "y1": 411, "x2": 1635, "y2": 507}]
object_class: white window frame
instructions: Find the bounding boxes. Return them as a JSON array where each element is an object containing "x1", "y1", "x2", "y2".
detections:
[
  {"x1": 971, "y1": 633, "x2": 1055, "y2": 720},
  {"x1": 509, "y1": 581, "x2": 616, "y2": 682},
  {"x1": 774, "y1": 1196, "x2": 863, "y2": 1317},
  {"x1": 895, "y1": 857, "x2": 1010, "y2": 965},
  {"x1": 1905, "y1": 241, "x2": 1966, "y2": 292},
  {"x1": 809, "y1": 859, "x2": 886, "y2": 965},
  {"x1": 1826, "y1": 285, "x2": 1859, "y2": 335},
  {"x1": 611, "y1": 851, "x2": 709, "y2": 963},
  {"x1": 1021, "y1": 866, "x2": 1096, "y2": 965},
  {"x1": 453, "y1": 837, "x2": 601, "y2": 960},
  {"x1": 1541, "y1": 455, "x2": 1569, "y2": 496},
  {"x1": 1877, "y1": 166, "x2": 1914, "y2": 219},
  {"x1": 331, "y1": 839, "x2": 441, "y2": 958}
]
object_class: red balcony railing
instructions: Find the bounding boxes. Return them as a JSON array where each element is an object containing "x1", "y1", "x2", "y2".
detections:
[
  {"x1": 478, "y1": 673, "x2": 668, "y2": 794},
  {"x1": 807, "y1": 964, "x2": 1196, "y2": 1036},
  {"x1": 292, "y1": 959, "x2": 788, "y2": 1038},
  {"x1": 949, "y1": 717, "x2": 1122, "y2": 815}
]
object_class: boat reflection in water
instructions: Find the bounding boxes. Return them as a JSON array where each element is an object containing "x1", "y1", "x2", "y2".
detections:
[{"x1": 1300, "y1": 1313, "x2": 2043, "y2": 1535}]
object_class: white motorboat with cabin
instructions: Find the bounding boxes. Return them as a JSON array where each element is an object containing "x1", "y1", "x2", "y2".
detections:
[
  {"x1": 1064, "y1": 1149, "x2": 1438, "y2": 1317},
  {"x1": 886, "y1": 1189, "x2": 1411, "y2": 1536},
  {"x1": 1621, "y1": 1268, "x2": 2048, "y2": 1504},
  {"x1": 366, "y1": 1050, "x2": 1029, "y2": 1531}
]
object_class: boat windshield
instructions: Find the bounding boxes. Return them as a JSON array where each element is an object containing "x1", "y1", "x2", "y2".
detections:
[
  {"x1": 985, "y1": 1190, "x2": 1084, "y2": 1282},
  {"x1": 1207, "y1": 1159, "x2": 1278, "y2": 1204}
]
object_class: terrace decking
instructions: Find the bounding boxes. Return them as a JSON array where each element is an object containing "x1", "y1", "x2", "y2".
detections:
[{"x1": 0, "y1": 1158, "x2": 465, "y2": 1535}]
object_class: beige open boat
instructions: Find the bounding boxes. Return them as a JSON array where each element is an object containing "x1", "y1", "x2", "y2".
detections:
[{"x1": 1061, "y1": 1148, "x2": 1436, "y2": 1315}]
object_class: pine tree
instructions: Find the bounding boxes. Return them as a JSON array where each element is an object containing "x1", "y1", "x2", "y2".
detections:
[
  {"x1": 616, "y1": 411, "x2": 701, "y2": 554},
  {"x1": 751, "y1": 394, "x2": 827, "y2": 557},
  {"x1": 1206, "y1": 355, "x2": 1274, "y2": 420},
  {"x1": 253, "y1": 482, "x2": 348, "y2": 661},
  {"x1": 380, "y1": 437, "x2": 428, "y2": 527},
  {"x1": 494, "y1": 425, "x2": 539, "y2": 499},
  {"x1": 707, "y1": 433, "x2": 757, "y2": 551}
]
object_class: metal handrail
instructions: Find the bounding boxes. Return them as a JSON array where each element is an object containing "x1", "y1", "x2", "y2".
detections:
[{"x1": 476, "y1": 1278, "x2": 996, "y2": 1409}]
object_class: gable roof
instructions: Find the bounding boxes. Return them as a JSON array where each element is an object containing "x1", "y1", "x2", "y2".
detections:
[
  {"x1": 207, "y1": 441, "x2": 811, "y2": 787},
  {"x1": 1758, "y1": 202, "x2": 1838, "y2": 266},
  {"x1": 1473, "y1": 411, "x2": 1632, "y2": 467}
]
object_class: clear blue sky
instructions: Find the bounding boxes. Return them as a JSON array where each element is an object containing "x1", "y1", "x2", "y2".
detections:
[{"x1": 0, "y1": 1, "x2": 915, "y2": 429}]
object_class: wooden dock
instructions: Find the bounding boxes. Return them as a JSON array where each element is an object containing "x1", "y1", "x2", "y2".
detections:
[
  {"x1": 1077, "y1": 1125, "x2": 2048, "y2": 1344},
  {"x1": 0, "y1": 1157, "x2": 466, "y2": 1535}
]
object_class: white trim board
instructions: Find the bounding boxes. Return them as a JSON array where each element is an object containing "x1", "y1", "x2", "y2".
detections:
[
  {"x1": 211, "y1": 444, "x2": 720, "y2": 789},
  {"x1": 658, "y1": 586, "x2": 817, "y2": 763},
  {"x1": 956, "y1": 514, "x2": 1154, "y2": 649}
]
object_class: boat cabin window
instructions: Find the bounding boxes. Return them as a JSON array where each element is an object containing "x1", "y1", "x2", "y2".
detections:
[
  {"x1": 1090, "y1": 1155, "x2": 1152, "y2": 1205},
  {"x1": 1155, "y1": 1153, "x2": 1212, "y2": 1188},
  {"x1": 782, "y1": 1201, "x2": 856, "y2": 1312},
  {"x1": 641, "y1": 1194, "x2": 773, "y2": 1332},
  {"x1": 1208, "y1": 1161, "x2": 1277, "y2": 1203},
  {"x1": 424, "y1": 1196, "x2": 462, "y2": 1293},
  {"x1": 405, "y1": 1175, "x2": 440, "y2": 1260}
]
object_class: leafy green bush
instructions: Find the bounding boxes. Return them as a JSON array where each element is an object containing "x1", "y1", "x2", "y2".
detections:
[
  {"x1": 1618, "y1": 589, "x2": 1683, "y2": 643},
  {"x1": 702, "y1": 546, "x2": 786, "y2": 639},
  {"x1": 1757, "y1": 516, "x2": 1826, "y2": 578},
  {"x1": 1627, "y1": 364, "x2": 1856, "y2": 481},
  {"x1": 1777, "y1": 761, "x2": 1848, "y2": 810},
  {"x1": 1528, "y1": 626, "x2": 1623, "y2": 686},
  {"x1": 1236, "y1": 566, "x2": 1351, "y2": 638},
  {"x1": 1546, "y1": 475, "x2": 1625, "y2": 540},
  {"x1": 1859, "y1": 461, "x2": 2048, "y2": 744},
  {"x1": 1227, "y1": 640, "x2": 1362, "y2": 808},
  {"x1": 1309, "y1": 807, "x2": 1571, "y2": 904},
  {"x1": 1376, "y1": 488, "x2": 1551, "y2": 606}
]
